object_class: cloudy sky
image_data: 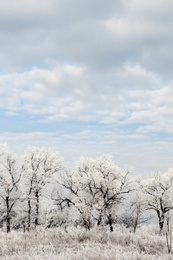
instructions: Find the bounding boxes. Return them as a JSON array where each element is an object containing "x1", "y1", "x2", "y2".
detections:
[{"x1": 0, "y1": 0, "x2": 173, "y2": 176}]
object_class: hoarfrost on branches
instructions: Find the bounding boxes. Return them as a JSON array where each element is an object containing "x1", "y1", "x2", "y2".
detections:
[
  {"x1": 22, "y1": 146, "x2": 64, "y2": 230},
  {"x1": 54, "y1": 154, "x2": 132, "y2": 231},
  {"x1": 141, "y1": 169, "x2": 173, "y2": 232},
  {"x1": 0, "y1": 145, "x2": 23, "y2": 232}
]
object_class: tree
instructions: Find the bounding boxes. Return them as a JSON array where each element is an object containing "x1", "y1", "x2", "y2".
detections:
[
  {"x1": 165, "y1": 210, "x2": 172, "y2": 254},
  {"x1": 22, "y1": 146, "x2": 64, "y2": 230},
  {"x1": 120, "y1": 191, "x2": 152, "y2": 233},
  {"x1": 0, "y1": 147, "x2": 22, "y2": 233},
  {"x1": 54, "y1": 155, "x2": 132, "y2": 232},
  {"x1": 0, "y1": 143, "x2": 8, "y2": 157},
  {"x1": 141, "y1": 169, "x2": 173, "y2": 233}
]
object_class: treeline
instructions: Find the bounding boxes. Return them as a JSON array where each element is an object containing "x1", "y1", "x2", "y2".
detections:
[{"x1": 0, "y1": 143, "x2": 172, "y2": 234}]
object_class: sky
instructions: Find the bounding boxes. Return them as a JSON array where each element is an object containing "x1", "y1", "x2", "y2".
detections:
[{"x1": 0, "y1": 0, "x2": 173, "y2": 177}]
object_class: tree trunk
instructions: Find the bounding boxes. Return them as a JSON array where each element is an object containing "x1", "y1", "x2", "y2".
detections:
[
  {"x1": 133, "y1": 218, "x2": 138, "y2": 233},
  {"x1": 83, "y1": 216, "x2": 91, "y2": 230},
  {"x1": 159, "y1": 213, "x2": 165, "y2": 233},
  {"x1": 27, "y1": 178, "x2": 33, "y2": 231},
  {"x1": 27, "y1": 198, "x2": 31, "y2": 231},
  {"x1": 35, "y1": 190, "x2": 39, "y2": 227},
  {"x1": 6, "y1": 196, "x2": 11, "y2": 233},
  {"x1": 107, "y1": 214, "x2": 113, "y2": 232},
  {"x1": 22, "y1": 221, "x2": 26, "y2": 233},
  {"x1": 166, "y1": 213, "x2": 172, "y2": 253},
  {"x1": 97, "y1": 214, "x2": 102, "y2": 226}
]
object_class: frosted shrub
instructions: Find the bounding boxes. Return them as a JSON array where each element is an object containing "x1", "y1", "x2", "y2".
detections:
[{"x1": 0, "y1": 226, "x2": 172, "y2": 260}]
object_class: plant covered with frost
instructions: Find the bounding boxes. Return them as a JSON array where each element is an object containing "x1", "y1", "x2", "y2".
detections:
[
  {"x1": 54, "y1": 154, "x2": 132, "y2": 231},
  {"x1": 0, "y1": 225, "x2": 171, "y2": 260},
  {"x1": 22, "y1": 146, "x2": 64, "y2": 230},
  {"x1": 141, "y1": 169, "x2": 173, "y2": 232},
  {"x1": 0, "y1": 143, "x2": 173, "y2": 258},
  {"x1": 0, "y1": 145, "x2": 23, "y2": 233}
]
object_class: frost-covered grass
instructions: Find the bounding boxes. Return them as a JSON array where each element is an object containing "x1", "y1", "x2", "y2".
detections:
[{"x1": 0, "y1": 225, "x2": 172, "y2": 260}]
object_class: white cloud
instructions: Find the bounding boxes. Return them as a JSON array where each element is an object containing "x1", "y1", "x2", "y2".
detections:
[
  {"x1": 0, "y1": 61, "x2": 172, "y2": 135},
  {"x1": 0, "y1": 131, "x2": 172, "y2": 177},
  {"x1": 0, "y1": 0, "x2": 173, "y2": 174}
]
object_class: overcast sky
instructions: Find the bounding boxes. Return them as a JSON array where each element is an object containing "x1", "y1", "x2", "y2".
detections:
[{"x1": 0, "y1": 0, "x2": 173, "y2": 176}]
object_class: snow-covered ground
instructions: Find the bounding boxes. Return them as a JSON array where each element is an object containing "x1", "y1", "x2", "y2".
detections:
[{"x1": 0, "y1": 225, "x2": 172, "y2": 260}]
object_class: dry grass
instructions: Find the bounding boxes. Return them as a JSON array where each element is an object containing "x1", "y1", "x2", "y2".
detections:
[{"x1": 0, "y1": 225, "x2": 172, "y2": 260}]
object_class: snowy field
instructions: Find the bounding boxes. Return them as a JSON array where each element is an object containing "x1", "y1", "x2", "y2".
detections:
[{"x1": 0, "y1": 226, "x2": 172, "y2": 260}]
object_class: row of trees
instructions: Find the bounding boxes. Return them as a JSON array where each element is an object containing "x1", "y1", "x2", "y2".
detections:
[{"x1": 0, "y1": 143, "x2": 173, "y2": 234}]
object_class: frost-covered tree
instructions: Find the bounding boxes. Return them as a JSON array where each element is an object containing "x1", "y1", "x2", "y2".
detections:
[
  {"x1": 141, "y1": 169, "x2": 173, "y2": 232},
  {"x1": 54, "y1": 155, "x2": 132, "y2": 231},
  {"x1": 0, "y1": 143, "x2": 8, "y2": 157},
  {"x1": 0, "y1": 146, "x2": 23, "y2": 233},
  {"x1": 120, "y1": 190, "x2": 151, "y2": 233},
  {"x1": 22, "y1": 146, "x2": 64, "y2": 230}
]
